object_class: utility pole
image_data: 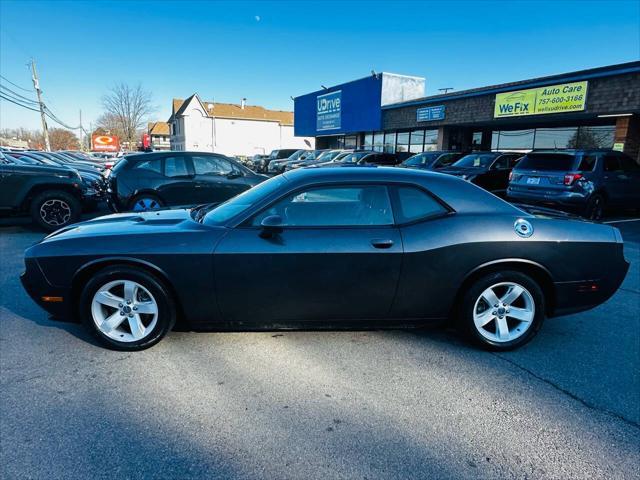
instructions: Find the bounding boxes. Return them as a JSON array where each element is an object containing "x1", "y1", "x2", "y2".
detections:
[
  {"x1": 79, "y1": 109, "x2": 83, "y2": 151},
  {"x1": 30, "y1": 59, "x2": 51, "y2": 151}
]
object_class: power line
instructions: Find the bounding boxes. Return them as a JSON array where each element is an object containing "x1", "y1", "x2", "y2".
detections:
[
  {"x1": 0, "y1": 84, "x2": 39, "y2": 104},
  {"x1": 0, "y1": 93, "x2": 41, "y2": 112},
  {"x1": 0, "y1": 74, "x2": 32, "y2": 92}
]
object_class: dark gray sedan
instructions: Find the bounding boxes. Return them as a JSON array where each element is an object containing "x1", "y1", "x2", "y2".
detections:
[{"x1": 22, "y1": 167, "x2": 629, "y2": 351}]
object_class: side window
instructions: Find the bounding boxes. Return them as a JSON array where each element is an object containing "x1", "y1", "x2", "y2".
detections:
[
  {"x1": 193, "y1": 155, "x2": 233, "y2": 175},
  {"x1": 508, "y1": 155, "x2": 522, "y2": 168},
  {"x1": 603, "y1": 155, "x2": 621, "y2": 172},
  {"x1": 164, "y1": 156, "x2": 190, "y2": 177},
  {"x1": 619, "y1": 154, "x2": 640, "y2": 171},
  {"x1": 393, "y1": 186, "x2": 448, "y2": 223},
  {"x1": 577, "y1": 155, "x2": 597, "y2": 171},
  {"x1": 251, "y1": 185, "x2": 393, "y2": 227},
  {"x1": 134, "y1": 158, "x2": 162, "y2": 174},
  {"x1": 438, "y1": 154, "x2": 458, "y2": 167},
  {"x1": 492, "y1": 156, "x2": 510, "y2": 169}
]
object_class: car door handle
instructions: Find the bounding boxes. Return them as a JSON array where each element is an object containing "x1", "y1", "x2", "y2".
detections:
[{"x1": 371, "y1": 239, "x2": 394, "y2": 249}]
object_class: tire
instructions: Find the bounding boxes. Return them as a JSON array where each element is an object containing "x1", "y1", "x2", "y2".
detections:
[
  {"x1": 584, "y1": 194, "x2": 606, "y2": 221},
  {"x1": 30, "y1": 190, "x2": 81, "y2": 232},
  {"x1": 79, "y1": 265, "x2": 176, "y2": 351},
  {"x1": 457, "y1": 271, "x2": 545, "y2": 351},
  {"x1": 128, "y1": 194, "x2": 164, "y2": 212}
]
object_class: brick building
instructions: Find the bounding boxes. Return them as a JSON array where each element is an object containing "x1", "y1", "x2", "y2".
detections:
[{"x1": 294, "y1": 62, "x2": 640, "y2": 161}]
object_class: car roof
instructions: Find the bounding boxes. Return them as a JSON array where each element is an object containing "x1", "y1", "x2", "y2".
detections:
[{"x1": 280, "y1": 166, "x2": 520, "y2": 215}]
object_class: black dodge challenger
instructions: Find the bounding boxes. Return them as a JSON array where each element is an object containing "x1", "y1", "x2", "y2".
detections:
[{"x1": 21, "y1": 167, "x2": 629, "y2": 351}]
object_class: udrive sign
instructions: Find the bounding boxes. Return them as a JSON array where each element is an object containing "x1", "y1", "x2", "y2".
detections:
[{"x1": 92, "y1": 134, "x2": 120, "y2": 152}]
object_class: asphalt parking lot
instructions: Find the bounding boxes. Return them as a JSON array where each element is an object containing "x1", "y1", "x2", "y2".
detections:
[{"x1": 1, "y1": 216, "x2": 639, "y2": 479}]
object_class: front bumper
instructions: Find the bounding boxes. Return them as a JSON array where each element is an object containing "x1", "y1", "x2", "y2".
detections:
[{"x1": 21, "y1": 258, "x2": 73, "y2": 319}]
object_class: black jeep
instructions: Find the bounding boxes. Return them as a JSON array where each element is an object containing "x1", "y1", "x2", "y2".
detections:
[{"x1": 0, "y1": 152, "x2": 86, "y2": 231}]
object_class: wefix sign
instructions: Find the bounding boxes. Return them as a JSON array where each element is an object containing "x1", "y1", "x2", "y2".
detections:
[
  {"x1": 92, "y1": 135, "x2": 120, "y2": 152},
  {"x1": 494, "y1": 81, "x2": 588, "y2": 118}
]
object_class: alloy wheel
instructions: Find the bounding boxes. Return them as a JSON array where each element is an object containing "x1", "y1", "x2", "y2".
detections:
[
  {"x1": 133, "y1": 198, "x2": 161, "y2": 211},
  {"x1": 39, "y1": 199, "x2": 71, "y2": 226},
  {"x1": 472, "y1": 282, "x2": 535, "y2": 343},
  {"x1": 91, "y1": 280, "x2": 159, "y2": 342}
]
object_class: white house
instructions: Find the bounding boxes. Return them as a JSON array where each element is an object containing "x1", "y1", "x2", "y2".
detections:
[
  {"x1": 167, "y1": 94, "x2": 314, "y2": 156},
  {"x1": 147, "y1": 122, "x2": 171, "y2": 150}
]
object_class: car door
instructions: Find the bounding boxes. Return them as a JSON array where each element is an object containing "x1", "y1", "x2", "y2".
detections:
[
  {"x1": 213, "y1": 183, "x2": 403, "y2": 323},
  {"x1": 601, "y1": 153, "x2": 628, "y2": 206},
  {"x1": 618, "y1": 153, "x2": 640, "y2": 208},
  {"x1": 484, "y1": 154, "x2": 513, "y2": 194},
  {"x1": 157, "y1": 154, "x2": 197, "y2": 207},
  {"x1": 191, "y1": 154, "x2": 249, "y2": 204},
  {"x1": 0, "y1": 162, "x2": 19, "y2": 209}
]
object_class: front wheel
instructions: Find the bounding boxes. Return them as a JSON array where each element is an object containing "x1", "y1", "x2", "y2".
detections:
[
  {"x1": 30, "y1": 190, "x2": 81, "y2": 231},
  {"x1": 79, "y1": 266, "x2": 176, "y2": 351},
  {"x1": 458, "y1": 271, "x2": 545, "y2": 351},
  {"x1": 129, "y1": 194, "x2": 164, "y2": 212}
]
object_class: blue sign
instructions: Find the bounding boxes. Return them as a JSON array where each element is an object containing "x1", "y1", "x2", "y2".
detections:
[
  {"x1": 316, "y1": 90, "x2": 342, "y2": 131},
  {"x1": 416, "y1": 105, "x2": 445, "y2": 122}
]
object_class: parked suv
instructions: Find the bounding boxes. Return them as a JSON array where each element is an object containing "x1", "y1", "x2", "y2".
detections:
[
  {"x1": 260, "y1": 149, "x2": 300, "y2": 173},
  {"x1": 400, "y1": 151, "x2": 466, "y2": 170},
  {"x1": 107, "y1": 151, "x2": 266, "y2": 212},
  {"x1": 0, "y1": 152, "x2": 85, "y2": 230},
  {"x1": 267, "y1": 149, "x2": 309, "y2": 174},
  {"x1": 438, "y1": 151, "x2": 523, "y2": 195},
  {"x1": 507, "y1": 149, "x2": 640, "y2": 219}
]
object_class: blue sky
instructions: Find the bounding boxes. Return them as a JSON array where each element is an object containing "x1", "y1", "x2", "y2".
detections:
[{"x1": 1, "y1": 0, "x2": 639, "y2": 132}]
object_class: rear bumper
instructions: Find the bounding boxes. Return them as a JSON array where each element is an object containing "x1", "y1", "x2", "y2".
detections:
[
  {"x1": 551, "y1": 256, "x2": 630, "y2": 316},
  {"x1": 507, "y1": 188, "x2": 588, "y2": 210}
]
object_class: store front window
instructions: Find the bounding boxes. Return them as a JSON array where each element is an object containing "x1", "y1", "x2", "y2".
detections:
[
  {"x1": 396, "y1": 132, "x2": 409, "y2": 153},
  {"x1": 491, "y1": 125, "x2": 615, "y2": 151},
  {"x1": 424, "y1": 129, "x2": 438, "y2": 151},
  {"x1": 384, "y1": 132, "x2": 397, "y2": 153},
  {"x1": 364, "y1": 133, "x2": 373, "y2": 149},
  {"x1": 373, "y1": 132, "x2": 384, "y2": 152},
  {"x1": 409, "y1": 129, "x2": 424, "y2": 153}
]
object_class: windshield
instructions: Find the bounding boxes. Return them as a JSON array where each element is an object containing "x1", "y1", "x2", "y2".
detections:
[
  {"x1": 202, "y1": 175, "x2": 288, "y2": 225},
  {"x1": 339, "y1": 152, "x2": 372, "y2": 163},
  {"x1": 315, "y1": 150, "x2": 341, "y2": 162},
  {"x1": 514, "y1": 153, "x2": 578, "y2": 171},
  {"x1": 452, "y1": 153, "x2": 497, "y2": 169},
  {"x1": 402, "y1": 152, "x2": 439, "y2": 166},
  {"x1": 287, "y1": 150, "x2": 305, "y2": 161}
]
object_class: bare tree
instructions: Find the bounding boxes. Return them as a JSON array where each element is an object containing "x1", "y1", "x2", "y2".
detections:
[
  {"x1": 101, "y1": 83, "x2": 154, "y2": 150},
  {"x1": 48, "y1": 128, "x2": 80, "y2": 150}
]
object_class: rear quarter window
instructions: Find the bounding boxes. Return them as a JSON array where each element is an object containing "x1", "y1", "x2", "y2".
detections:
[
  {"x1": 392, "y1": 186, "x2": 448, "y2": 224},
  {"x1": 577, "y1": 155, "x2": 597, "y2": 171}
]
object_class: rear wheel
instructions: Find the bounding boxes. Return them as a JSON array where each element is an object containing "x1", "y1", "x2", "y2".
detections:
[
  {"x1": 30, "y1": 190, "x2": 81, "y2": 231},
  {"x1": 585, "y1": 194, "x2": 605, "y2": 221},
  {"x1": 458, "y1": 271, "x2": 545, "y2": 351},
  {"x1": 79, "y1": 266, "x2": 176, "y2": 351},
  {"x1": 129, "y1": 194, "x2": 164, "y2": 212}
]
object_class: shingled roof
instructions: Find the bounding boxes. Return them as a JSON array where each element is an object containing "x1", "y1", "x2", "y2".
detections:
[
  {"x1": 168, "y1": 94, "x2": 294, "y2": 126},
  {"x1": 147, "y1": 122, "x2": 170, "y2": 136}
]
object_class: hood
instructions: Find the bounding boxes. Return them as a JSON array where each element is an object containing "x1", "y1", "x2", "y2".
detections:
[
  {"x1": 12, "y1": 163, "x2": 81, "y2": 178},
  {"x1": 41, "y1": 208, "x2": 207, "y2": 242}
]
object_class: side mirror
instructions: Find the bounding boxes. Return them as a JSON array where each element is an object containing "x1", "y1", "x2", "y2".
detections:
[{"x1": 259, "y1": 214, "x2": 283, "y2": 238}]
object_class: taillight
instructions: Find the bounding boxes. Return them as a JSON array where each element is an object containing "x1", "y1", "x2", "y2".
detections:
[{"x1": 564, "y1": 173, "x2": 583, "y2": 185}]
